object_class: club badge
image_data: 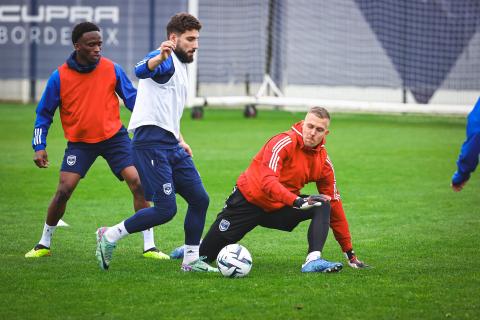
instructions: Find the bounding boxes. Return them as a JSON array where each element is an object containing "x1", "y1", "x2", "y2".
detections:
[
  {"x1": 66, "y1": 155, "x2": 76, "y2": 166},
  {"x1": 163, "y1": 183, "x2": 172, "y2": 195},
  {"x1": 219, "y1": 219, "x2": 230, "y2": 232}
]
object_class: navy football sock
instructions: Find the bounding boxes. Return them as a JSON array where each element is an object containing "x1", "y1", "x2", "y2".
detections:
[{"x1": 178, "y1": 183, "x2": 209, "y2": 245}]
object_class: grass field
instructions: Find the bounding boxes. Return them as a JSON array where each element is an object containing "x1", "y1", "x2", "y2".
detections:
[{"x1": 0, "y1": 103, "x2": 478, "y2": 319}]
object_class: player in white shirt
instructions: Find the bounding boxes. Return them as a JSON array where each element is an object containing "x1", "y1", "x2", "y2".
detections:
[{"x1": 95, "y1": 13, "x2": 217, "y2": 273}]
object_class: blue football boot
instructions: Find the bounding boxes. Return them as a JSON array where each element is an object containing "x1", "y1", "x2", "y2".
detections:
[
  {"x1": 301, "y1": 258, "x2": 343, "y2": 273},
  {"x1": 169, "y1": 245, "x2": 185, "y2": 259}
]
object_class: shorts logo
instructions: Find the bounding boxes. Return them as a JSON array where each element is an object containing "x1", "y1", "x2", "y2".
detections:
[
  {"x1": 66, "y1": 155, "x2": 76, "y2": 166},
  {"x1": 163, "y1": 183, "x2": 172, "y2": 195},
  {"x1": 219, "y1": 219, "x2": 230, "y2": 232}
]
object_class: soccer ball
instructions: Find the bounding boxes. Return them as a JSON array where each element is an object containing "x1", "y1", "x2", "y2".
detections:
[{"x1": 216, "y1": 244, "x2": 253, "y2": 278}]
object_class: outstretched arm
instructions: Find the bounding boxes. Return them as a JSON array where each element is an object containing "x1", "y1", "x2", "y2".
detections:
[
  {"x1": 452, "y1": 98, "x2": 480, "y2": 191},
  {"x1": 452, "y1": 132, "x2": 480, "y2": 191},
  {"x1": 316, "y1": 156, "x2": 351, "y2": 251},
  {"x1": 316, "y1": 156, "x2": 369, "y2": 269}
]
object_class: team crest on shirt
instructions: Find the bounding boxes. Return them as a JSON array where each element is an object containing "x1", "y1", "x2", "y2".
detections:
[
  {"x1": 66, "y1": 155, "x2": 76, "y2": 166},
  {"x1": 219, "y1": 219, "x2": 230, "y2": 232},
  {"x1": 163, "y1": 183, "x2": 173, "y2": 195}
]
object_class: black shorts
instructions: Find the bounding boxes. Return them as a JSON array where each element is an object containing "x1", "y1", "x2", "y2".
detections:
[{"x1": 200, "y1": 186, "x2": 329, "y2": 261}]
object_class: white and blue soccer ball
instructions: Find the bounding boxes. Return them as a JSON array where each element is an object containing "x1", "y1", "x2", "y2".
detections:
[{"x1": 216, "y1": 244, "x2": 253, "y2": 278}]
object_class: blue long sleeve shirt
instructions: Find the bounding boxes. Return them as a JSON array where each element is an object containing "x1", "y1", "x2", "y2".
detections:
[
  {"x1": 134, "y1": 50, "x2": 175, "y2": 84},
  {"x1": 452, "y1": 98, "x2": 480, "y2": 185}
]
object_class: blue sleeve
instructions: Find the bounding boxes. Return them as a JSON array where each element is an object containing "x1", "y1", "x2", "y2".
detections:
[
  {"x1": 32, "y1": 70, "x2": 60, "y2": 151},
  {"x1": 134, "y1": 50, "x2": 174, "y2": 82},
  {"x1": 452, "y1": 98, "x2": 480, "y2": 185},
  {"x1": 114, "y1": 63, "x2": 137, "y2": 112}
]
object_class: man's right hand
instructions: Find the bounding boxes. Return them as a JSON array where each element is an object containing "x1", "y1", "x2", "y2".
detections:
[
  {"x1": 158, "y1": 40, "x2": 176, "y2": 61},
  {"x1": 451, "y1": 181, "x2": 467, "y2": 192},
  {"x1": 33, "y1": 150, "x2": 49, "y2": 168},
  {"x1": 293, "y1": 194, "x2": 330, "y2": 210},
  {"x1": 148, "y1": 40, "x2": 176, "y2": 71}
]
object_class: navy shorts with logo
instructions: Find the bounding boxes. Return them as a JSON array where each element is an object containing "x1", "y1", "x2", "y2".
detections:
[
  {"x1": 60, "y1": 127, "x2": 133, "y2": 180},
  {"x1": 131, "y1": 144, "x2": 203, "y2": 203}
]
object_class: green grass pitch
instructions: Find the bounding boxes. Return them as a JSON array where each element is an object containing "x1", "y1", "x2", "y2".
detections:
[{"x1": 0, "y1": 103, "x2": 478, "y2": 319}]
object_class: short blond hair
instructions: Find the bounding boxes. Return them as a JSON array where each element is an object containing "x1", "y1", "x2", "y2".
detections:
[{"x1": 308, "y1": 106, "x2": 330, "y2": 120}]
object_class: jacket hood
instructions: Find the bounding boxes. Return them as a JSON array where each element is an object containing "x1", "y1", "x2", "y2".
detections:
[{"x1": 66, "y1": 51, "x2": 100, "y2": 73}]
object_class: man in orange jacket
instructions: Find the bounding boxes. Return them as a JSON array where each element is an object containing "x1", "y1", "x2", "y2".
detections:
[{"x1": 172, "y1": 106, "x2": 369, "y2": 272}]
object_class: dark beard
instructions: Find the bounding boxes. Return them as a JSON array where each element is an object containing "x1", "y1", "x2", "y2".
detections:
[{"x1": 174, "y1": 48, "x2": 194, "y2": 63}]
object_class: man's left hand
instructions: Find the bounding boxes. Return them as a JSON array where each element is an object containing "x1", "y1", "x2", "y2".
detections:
[
  {"x1": 307, "y1": 194, "x2": 331, "y2": 204},
  {"x1": 180, "y1": 141, "x2": 193, "y2": 157},
  {"x1": 345, "y1": 249, "x2": 370, "y2": 269},
  {"x1": 347, "y1": 256, "x2": 370, "y2": 269}
]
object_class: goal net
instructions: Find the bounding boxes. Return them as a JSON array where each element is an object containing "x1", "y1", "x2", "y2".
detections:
[{"x1": 194, "y1": 0, "x2": 480, "y2": 114}]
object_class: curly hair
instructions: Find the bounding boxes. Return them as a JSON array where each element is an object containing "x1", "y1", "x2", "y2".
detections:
[{"x1": 166, "y1": 13, "x2": 202, "y2": 37}]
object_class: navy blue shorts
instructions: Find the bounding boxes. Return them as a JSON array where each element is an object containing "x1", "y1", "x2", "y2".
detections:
[
  {"x1": 60, "y1": 127, "x2": 133, "y2": 181},
  {"x1": 132, "y1": 145, "x2": 202, "y2": 202}
]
